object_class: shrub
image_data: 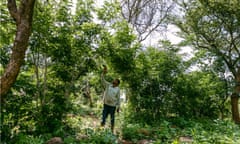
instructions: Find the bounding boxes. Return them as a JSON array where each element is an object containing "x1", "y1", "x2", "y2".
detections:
[{"x1": 11, "y1": 134, "x2": 44, "y2": 144}]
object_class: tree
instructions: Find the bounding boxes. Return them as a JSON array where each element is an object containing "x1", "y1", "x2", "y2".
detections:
[
  {"x1": 120, "y1": 0, "x2": 174, "y2": 42},
  {"x1": 96, "y1": 0, "x2": 137, "y2": 75},
  {"x1": 173, "y1": 71, "x2": 227, "y2": 119},
  {"x1": 174, "y1": 0, "x2": 240, "y2": 123},
  {"x1": 0, "y1": 0, "x2": 36, "y2": 100},
  {"x1": 124, "y1": 45, "x2": 182, "y2": 123}
]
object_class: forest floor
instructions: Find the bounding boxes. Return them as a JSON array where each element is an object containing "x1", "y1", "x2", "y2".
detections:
[
  {"x1": 78, "y1": 111, "x2": 156, "y2": 144},
  {"x1": 68, "y1": 102, "x2": 154, "y2": 144},
  {"x1": 70, "y1": 103, "x2": 194, "y2": 144},
  {"x1": 65, "y1": 101, "x2": 239, "y2": 144}
]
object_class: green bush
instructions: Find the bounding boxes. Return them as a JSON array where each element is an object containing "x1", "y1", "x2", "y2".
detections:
[
  {"x1": 12, "y1": 134, "x2": 44, "y2": 144},
  {"x1": 121, "y1": 123, "x2": 154, "y2": 142},
  {"x1": 1, "y1": 74, "x2": 37, "y2": 142},
  {"x1": 191, "y1": 119, "x2": 240, "y2": 143}
]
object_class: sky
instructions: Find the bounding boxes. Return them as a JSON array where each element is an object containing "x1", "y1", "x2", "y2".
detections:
[{"x1": 71, "y1": 0, "x2": 193, "y2": 59}]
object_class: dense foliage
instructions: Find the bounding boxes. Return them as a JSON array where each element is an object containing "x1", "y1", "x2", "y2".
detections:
[
  {"x1": 173, "y1": 0, "x2": 240, "y2": 123},
  {"x1": 0, "y1": 0, "x2": 239, "y2": 143}
]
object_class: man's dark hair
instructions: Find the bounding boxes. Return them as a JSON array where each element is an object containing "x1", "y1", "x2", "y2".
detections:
[{"x1": 116, "y1": 79, "x2": 120, "y2": 85}]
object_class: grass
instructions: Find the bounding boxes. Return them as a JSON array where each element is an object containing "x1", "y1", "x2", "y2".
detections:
[
  {"x1": 62, "y1": 102, "x2": 240, "y2": 144},
  {"x1": 4, "y1": 101, "x2": 240, "y2": 144}
]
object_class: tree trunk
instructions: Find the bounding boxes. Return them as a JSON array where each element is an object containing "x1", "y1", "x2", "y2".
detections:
[
  {"x1": 231, "y1": 72, "x2": 240, "y2": 124},
  {"x1": 231, "y1": 93, "x2": 240, "y2": 124},
  {"x1": 0, "y1": 0, "x2": 36, "y2": 101}
]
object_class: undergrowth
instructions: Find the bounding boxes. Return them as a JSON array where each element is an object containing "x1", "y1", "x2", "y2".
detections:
[{"x1": 2, "y1": 102, "x2": 240, "y2": 144}]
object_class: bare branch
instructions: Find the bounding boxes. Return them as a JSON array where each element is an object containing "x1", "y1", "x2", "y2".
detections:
[{"x1": 121, "y1": 0, "x2": 174, "y2": 42}]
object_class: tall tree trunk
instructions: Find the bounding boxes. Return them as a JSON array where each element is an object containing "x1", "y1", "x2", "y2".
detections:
[
  {"x1": 231, "y1": 70, "x2": 240, "y2": 124},
  {"x1": 231, "y1": 93, "x2": 240, "y2": 124},
  {"x1": 0, "y1": 0, "x2": 36, "y2": 101}
]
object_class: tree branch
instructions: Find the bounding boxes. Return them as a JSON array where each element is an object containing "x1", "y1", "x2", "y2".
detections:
[{"x1": 7, "y1": 0, "x2": 20, "y2": 23}]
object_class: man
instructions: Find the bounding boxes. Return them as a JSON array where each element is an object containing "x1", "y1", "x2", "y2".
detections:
[{"x1": 101, "y1": 65, "x2": 120, "y2": 132}]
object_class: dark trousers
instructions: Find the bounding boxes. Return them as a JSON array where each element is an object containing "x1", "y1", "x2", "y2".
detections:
[{"x1": 101, "y1": 104, "x2": 116, "y2": 128}]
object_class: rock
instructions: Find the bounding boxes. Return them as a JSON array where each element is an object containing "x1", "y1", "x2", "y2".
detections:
[
  {"x1": 121, "y1": 139, "x2": 134, "y2": 144},
  {"x1": 137, "y1": 139, "x2": 153, "y2": 144},
  {"x1": 46, "y1": 137, "x2": 63, "y2": 144},
  {"x1": 179, "y1": 136, "x2": 193, "y2": 143}
]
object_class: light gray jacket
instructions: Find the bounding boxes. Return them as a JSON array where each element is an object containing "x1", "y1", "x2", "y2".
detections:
[{"x1": 101, "y1": 74, "x2": 120, "y2": 108}]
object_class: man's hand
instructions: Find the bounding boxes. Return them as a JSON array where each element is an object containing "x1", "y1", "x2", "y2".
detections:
[{"x1": 103, "y1": 65, "x2": 107, "y2": 74}]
